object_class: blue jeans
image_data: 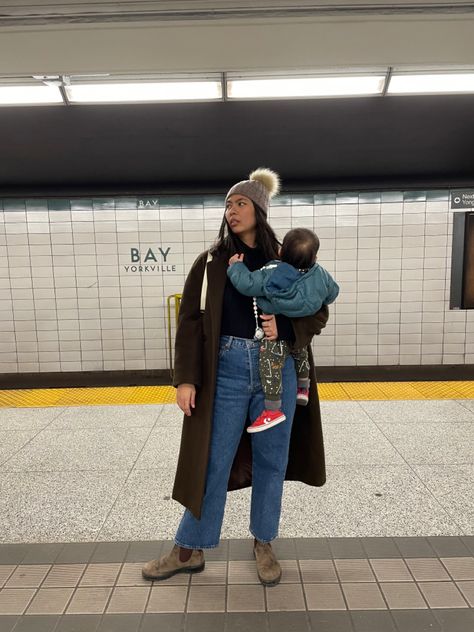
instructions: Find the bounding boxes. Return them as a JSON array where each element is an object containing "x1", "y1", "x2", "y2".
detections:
[{"x1": 175, "y1": 335, "x2": 297, "y2": 549}]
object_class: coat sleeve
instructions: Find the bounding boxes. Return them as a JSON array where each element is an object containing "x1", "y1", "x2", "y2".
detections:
[
  {"x1": 322, "y1": 269, "x2": 340, "y2": 305},
  {"x1": 172, "y1": 251, "x2": 208, "y2": 388},
  {"x1": 270, "y1": 296, "x2": 318, "y2": 318},
  {"x1": 326, "y1": 280, "x2": 340, "y2": 304},
  {"x1": 290, "y1": 304, "x2": 330, "y2": 350},
  {"x1": 271, "y1": 287, "x2": 324, "y2": 318},
  {"x1": 227, "y1": 261, "x2": 266, "y2": 296}
]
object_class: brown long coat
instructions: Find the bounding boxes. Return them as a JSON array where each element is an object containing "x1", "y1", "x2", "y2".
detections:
[{"x1": 172, "y1": 249, "x2": 329, "y2": 520}]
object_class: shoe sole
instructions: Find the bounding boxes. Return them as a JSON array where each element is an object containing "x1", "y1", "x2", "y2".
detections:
[
  {"x1": 253, "y1": 550, "x2": 282, "y2": 586},
  {"x1": 258, "y1": 574, "x2": 282, "y2": 586},
  {"x1": 296, "y1": 399, "x2": 308, "y2": 406},
  {"x1": 142, "y1": 561, "x2": 205, "y2": 582},
  {"x1": 247, "y1": 416, "x2": 286, "y2": 433}
]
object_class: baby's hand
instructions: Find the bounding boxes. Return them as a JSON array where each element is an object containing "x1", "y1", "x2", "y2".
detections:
[{"x1": 229, "y1": 253, "x2": 244, "y2": 266}]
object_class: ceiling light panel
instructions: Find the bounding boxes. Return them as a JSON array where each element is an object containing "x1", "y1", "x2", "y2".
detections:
[
  {"x1": 388, "y1": 73, "x2": 474, "y2": 94},
  {"x1": 0, "y1": 85, "x2": 63, "y2": 105},
  {"x1": 66, "y1": 80, "x2": 223, "y2": 103},
  {"x1": 227, "y1": 75, "x2": 387, "y2": 99}
]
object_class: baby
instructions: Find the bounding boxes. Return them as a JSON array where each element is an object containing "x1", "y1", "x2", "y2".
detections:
[{"x1": 228, "y1": 227, "x2": 339, "y2": 432}]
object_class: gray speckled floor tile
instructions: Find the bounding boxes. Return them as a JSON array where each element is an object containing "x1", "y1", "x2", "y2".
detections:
[
  {"x1": 153, "y1": 404, "x2": 183, "y2": 427},
  {"x1": 320, "y1": 402, "x2": 374, "y2": 425},
  {"x1": 276, "y1": 466, "x2": 462, "y2": 538},
  {"x1": 377, "y1": 423, "x2": 474, "y2": 465},
  {"x1": 0, "y1": 428, "x2": 151, "y2": 471},
  {"x1": 456, "y1": 400, "x2": 474, "y2": 415},
  {"x1": 133, "y1": 426, "x2": 182, "y2": 470},
  {"x1": 360, "y1": 400, "x2": 474, "y2": 424},
  {"x1": 0, "y1": 400, "x2": 471, "y2": 544},
  {"x1": 0, "y1": 431, "x2": 39, "y2": 466},
  {"x1": 95, "y1": 464, "x2": 466, "y2": 541},
  {"x1": 0, "y1": 471, "x2": 128, "y2": 543},
  {"x1": 412, "y1": 465, "x2": 474, "y2": 534},
  {"x1": 96, "y1": 469, "x2": 183, "y2": 541},
  {"x1": 323, "y1": 425, "x2": 405, "y2": 465},
  {"x1": 0, "y1": 407, "x2": 65, "y2": 431},
  {"x1": 219, "y1": 488, "x2": 253, "y2": 540},
  {"x1": 48, "y1": 405, "x2": 162, "y2": 429}
]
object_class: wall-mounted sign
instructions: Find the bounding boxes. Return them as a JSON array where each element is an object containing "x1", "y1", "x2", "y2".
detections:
[
  {"x1": 137, "y1": 199, "x2": 159, "y2": 208},
  {"x1": 451, "y1": 190, "x2": 474, "y2": 209},
  {"x1": 123, "y1": 247, "x2": 176, "y2": 273}
]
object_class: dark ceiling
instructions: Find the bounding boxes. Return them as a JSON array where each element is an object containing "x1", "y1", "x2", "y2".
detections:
[{"x1": 1, "y1": 94, "x2": 473, "y2": 197}]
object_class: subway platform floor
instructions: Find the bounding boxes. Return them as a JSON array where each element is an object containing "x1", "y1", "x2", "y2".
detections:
[{"x1": 0, "y1": 384, "x2": 473, "y2": 631}]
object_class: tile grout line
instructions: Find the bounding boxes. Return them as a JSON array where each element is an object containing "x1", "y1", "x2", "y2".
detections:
[
  {"x1": 183, "y1": 572, "x2": 192, "y2": 617},
  {"x1": 101, "y1": 560, "x2": 125, "y2": 616},
  {"x1": 223, "y1": 560, "x2": 229, "y2": 618},
  {"x1": 141, "y1": 567, "x2": 159, "y2": 620},
  {"x1": 0, "y1": 416, "x2": 66, "y2": 470},
  {"x1": 62, "y1": 561, "x2": 88, "y2": 618},
  {"x1": 296, "y1": 558, "x2": 324, "y2": 629},
  {"x1": 71, "y1": 561, "x2": 116, "y2": 617},
  {"x1": 455, "y1": 398, "x2": 474, "y2": 413},
  {"x1": 92, "y1": 414, "x2": 162, "y2": 543}
]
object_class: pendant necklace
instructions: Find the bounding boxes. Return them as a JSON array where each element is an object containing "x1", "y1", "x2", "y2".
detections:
[{"x1": 253, "y1": 297, "x2": 265, "y2": 341}]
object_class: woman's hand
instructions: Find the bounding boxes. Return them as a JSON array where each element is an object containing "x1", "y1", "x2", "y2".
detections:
[
  {"x1": 260, "y1": 313, "x2": 278, "y2": 341},
  {"x1": 229, "y1": 253, "x2": 244, "y2": 266},
  {"x1": 177, "y1": 383, "x2": 196, "y2": 416}
]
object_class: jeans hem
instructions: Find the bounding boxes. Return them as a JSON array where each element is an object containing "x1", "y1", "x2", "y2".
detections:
[
  {"x1": 174, "y1": 537, "x2": 219, "y2": 550},
  {"x1": 250, "y1": 529, "x2": 278, "y2": 545}
]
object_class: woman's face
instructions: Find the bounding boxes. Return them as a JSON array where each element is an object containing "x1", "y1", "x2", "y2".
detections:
[{"x1": 225, "y1": 194, "x2": 257, "y2": 241}]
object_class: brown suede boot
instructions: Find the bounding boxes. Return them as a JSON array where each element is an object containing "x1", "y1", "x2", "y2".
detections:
[
  {"x1": 253, "y1": 539, "x2": 282, "y2": 586},
  {"x1": 142, "y1": 544, "x2": 205, "y2": 581}
]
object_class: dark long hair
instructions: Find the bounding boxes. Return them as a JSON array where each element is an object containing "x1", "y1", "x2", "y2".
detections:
[{"x1": 209, "y1": 202, "x2": 280, "y2": 261}]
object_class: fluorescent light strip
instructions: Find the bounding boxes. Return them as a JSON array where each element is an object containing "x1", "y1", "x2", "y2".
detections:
[
  {"x1": 227, "y1": 76, "x2": 386, "y2": 99},
  {"x1": 2, "y1": 72, "x2": 474, "y2": 106},
  {"x1": 388, "y1": 73, "x2": 474, "y2": 94},
  {"x1": 66, "y1": 81, "x2": 222, "y2": 103},
  {"x1": 0, "y1": 85, "x2": 63, "y2": 105}
]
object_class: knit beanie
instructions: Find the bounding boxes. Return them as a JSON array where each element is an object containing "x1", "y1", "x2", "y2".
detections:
[{"x1": 225, "y1": 168, "x2": 281, "y2": 215}]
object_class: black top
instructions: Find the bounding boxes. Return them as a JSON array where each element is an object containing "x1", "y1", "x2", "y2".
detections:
[{"x1": 220, "y1": 238, "x2": 296, "y2": 343}]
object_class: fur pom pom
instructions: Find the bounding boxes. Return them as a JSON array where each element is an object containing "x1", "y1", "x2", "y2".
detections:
[{"x1": 249, "y1": 168, "x2": 281, "y2": 198}]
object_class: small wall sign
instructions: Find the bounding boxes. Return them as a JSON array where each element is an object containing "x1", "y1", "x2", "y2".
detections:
[{"x1": 451, "y1": 190, "x2": 474, "y2": 209}]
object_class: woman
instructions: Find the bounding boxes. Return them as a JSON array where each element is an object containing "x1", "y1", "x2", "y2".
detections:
[{"x1": 142, "y1": 168, "x2": 329, "y2": 586}]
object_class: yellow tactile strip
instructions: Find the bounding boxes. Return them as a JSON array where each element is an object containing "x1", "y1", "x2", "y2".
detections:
[
  {"x1": 0, "y1": 386, "x2": 176, "y2": 408},
  {"x1": 320, "y1": 381, "x2": 474, "y2": 401},
  {"x1": 0, "y1": 382, "x2": 473, "y2": 408}
]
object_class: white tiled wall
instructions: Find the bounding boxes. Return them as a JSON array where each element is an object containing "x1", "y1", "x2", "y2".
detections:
[{"x1": 0, "y1": 191, "x2": 472, "y2": 374}]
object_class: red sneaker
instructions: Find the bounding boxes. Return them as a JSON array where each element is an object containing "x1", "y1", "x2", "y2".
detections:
[
  {"x1": 296, "y1": 387, "x2": 309, "y2": 406},
  {"x1": 247, "y1": 409, "x2": 286, "y2": 433}
]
